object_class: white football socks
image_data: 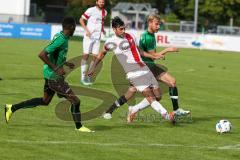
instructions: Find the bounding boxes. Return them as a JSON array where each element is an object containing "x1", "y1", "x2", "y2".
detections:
[
  {"x1": 150, "y1": 101, "x2": 168, "y2": 119},
  {"x1": 130, "y1": 99, "x2": 168, "y2": 118},
  {"x1": 130, "y1": 98, "x2": 150, "y2": 113},
  {"x1": 81, "y1": 59, "x2": 87, "y2": 80}
]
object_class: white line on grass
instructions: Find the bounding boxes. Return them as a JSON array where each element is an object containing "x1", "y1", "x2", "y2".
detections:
[{"x1": 1, "y1": 140, "x2": 240, "y2": 150}]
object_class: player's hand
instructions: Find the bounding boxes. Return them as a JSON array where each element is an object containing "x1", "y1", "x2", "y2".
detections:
[
  {"x1": 65, "y1": 62, "x2": 75, "y2": 69},
  {"x1": 55, "y1": 67, "x2": 65, "y2": 76},
  {"x1": 156, "y1": 53, "x2": 165, "y2": 59},
  {"x1": 86, "y1": 31, "x2": 91, "y2": 37},
  {"x1": 166, "y1": 47, "x2": 179, "y2": 52}
]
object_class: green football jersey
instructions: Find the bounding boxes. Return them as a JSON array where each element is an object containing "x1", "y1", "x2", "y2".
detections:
[
  {"x1": 139, "y1": 31, "x2": 156, "y2": 67},
  {"x1": 43, "y1": 31, "x2": 69, "y2": 80}
]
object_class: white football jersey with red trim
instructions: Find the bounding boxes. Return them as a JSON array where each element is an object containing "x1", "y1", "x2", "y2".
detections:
[
  {"x1": 104, "y1": 33, "x2": 147, "y2": 74},
  {"x1": 82, "y1": 6, "x2": 107, "y2": 39}
]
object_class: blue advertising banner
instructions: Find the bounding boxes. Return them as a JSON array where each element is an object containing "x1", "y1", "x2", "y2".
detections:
[
  {"x1": 0, "y1": 23, "x2": 18, "y2": 38},
  {"x1": 0, "y1": 23, "x2": 51, "y2": 40}
]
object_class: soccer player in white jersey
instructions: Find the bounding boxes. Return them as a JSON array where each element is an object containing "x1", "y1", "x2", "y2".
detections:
[
  {"x1": 79, "y1": 0, "x2": 107, "y2": 85},
  {"x1": 88, "y1": 17, "x2": 176, "y2": 124},
  {"x1": 103, "y1": 14, "x2": 189, "y2": 121}
]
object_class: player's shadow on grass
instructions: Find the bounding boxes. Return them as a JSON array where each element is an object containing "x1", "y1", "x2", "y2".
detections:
[
  {"x1": 92, "y1": 124, "x2": 157, "y2": 131},
  {"x1": 94, "y1": 83, "x2": 128, "y2": 86},
  {"x1": 3, "y1": 77, "x2": 42, "y2": 80},
  {"x1": 0, "y1": 93, "x2": 26, "y2": 96},
  {"x1": 10, "y1": 123, "x2": 72, "y2": 129}
]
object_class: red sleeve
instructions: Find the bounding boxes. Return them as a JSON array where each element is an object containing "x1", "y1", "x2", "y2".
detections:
[
  {"x1": 82, "y1": 8, "x2": 92, "y2": 20},
  {"x1": 82, "y1": 13, "x2": 89, "y2": 20}
]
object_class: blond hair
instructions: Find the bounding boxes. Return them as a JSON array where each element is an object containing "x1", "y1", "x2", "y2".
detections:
[{"x1": 147, "y1": 14, "x2": 161, "y2": 23}]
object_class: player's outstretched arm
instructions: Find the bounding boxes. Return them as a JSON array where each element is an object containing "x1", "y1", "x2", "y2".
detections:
[
  {"x1": 38, "y1": 50, "x2": 65, "y2": 76},
  {"x1": 87, "y1": 50, "x2": 107, "y2": 76},
  {"x1": 154, "y1": 47, "x2": 179, "y2": 58}
]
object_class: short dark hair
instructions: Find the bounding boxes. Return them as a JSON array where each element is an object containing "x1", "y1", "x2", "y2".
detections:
[
  {"x1": 62, "y1": 17, "x2": 76, "y2": 29},
  {"x1": 112, "y1": 16, "x2": 124, "y2": 28}
]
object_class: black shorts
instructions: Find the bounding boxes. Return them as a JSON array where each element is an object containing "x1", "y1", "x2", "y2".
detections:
[
  {"x1": 148, "y1": 64, "x2": 167, "y2": 78},
  {"x1": 44, "y1": 78, "x2": 72, "y2": 97}
]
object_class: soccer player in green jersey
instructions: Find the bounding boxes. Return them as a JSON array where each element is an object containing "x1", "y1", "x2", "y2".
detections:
[
  {"x1": 4, "y1": 17, "x2": 93, "y2": 132},
  {"x1": 103, "y1": 14, "x2": 190, "y2": 121}
]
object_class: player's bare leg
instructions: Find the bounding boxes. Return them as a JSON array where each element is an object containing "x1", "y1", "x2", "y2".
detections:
[
  {"x1": 87, "y1": 55, "x2": 98, "y2": 84},
  {"x1": 157, "y1": 72, "x2": 190, "y2": 116}
]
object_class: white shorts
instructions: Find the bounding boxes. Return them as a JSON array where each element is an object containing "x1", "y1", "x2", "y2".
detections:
[
  {"x1": 83, "y1": 36, "x2": 100, "y2": 55},
  {"x1": 127, "y1": 70, "x2": 159, "y2": 92}
]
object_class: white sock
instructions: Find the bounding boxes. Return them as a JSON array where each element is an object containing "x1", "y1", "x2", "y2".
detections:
[
  {"x1": 131, "y1": 98, "x2": 150, "y2": 113},
  {"x1": 150, "y1": 101, "x2": 168, "y2": 119},
  {"x1": 170, "y1": 96, "x2": 178, "y2": 99},
  {"x1": 81, "y1": 59, "x2": 87, "y2": 80}
]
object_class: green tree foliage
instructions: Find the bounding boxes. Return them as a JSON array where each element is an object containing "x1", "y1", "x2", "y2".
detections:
[
  {"x1": 64, "y1": 0, "x2": 180, "y2": 24},
  {"x1": 42, "y1": 0, "x2": 240, "y2": 27},
  {"x1": 160, "y1": 12, "x2": 179, "y2": 23},
  {"x1": 65, "y1": 0, "x2": 112, "y2": 25},
  {"x1": 174, "y1": 0, "x2": 240, "y2": 26},
  {"x1": 65, "y1": 0, "x2": 87, "y2": 20}
]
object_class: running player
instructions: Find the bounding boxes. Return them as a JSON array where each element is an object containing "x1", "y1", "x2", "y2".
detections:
[
  {"x1": 79, "y1": 0, "x2": 107, "y2": 85},
  {"x1": 103, "y1": 14, "x2": 190, "y2": 121},
  {"x1": 4, "y1": 17, "x2": 93, "y2": 132},
  {"x1": 88, "y1": 16, "x2": 176, "y2": 123}
]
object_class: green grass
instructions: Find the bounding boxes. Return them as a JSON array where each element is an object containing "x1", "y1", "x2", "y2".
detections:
[{"x1": 0, "y1": 38, "x2": 240, "y2": 160}]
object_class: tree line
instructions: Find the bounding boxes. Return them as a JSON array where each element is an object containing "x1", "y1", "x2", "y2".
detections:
[{"x1": 32, "y1": 0, "x2": 240, "y2": 29}]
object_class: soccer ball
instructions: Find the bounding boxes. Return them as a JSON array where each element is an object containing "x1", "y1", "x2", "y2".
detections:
[{"x1": 216, "y1": 120, "x2": 232, "y2": 133}]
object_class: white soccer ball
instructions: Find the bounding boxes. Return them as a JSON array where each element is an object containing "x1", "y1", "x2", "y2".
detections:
[{"x1": 216, "y1": 120, "x2": 232, "y2": 133}]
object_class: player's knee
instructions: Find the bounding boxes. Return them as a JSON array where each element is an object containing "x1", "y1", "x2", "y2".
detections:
[
  {"x1": 93, "y1": 55, "x2": 98, "y2": 60},
  {"x1": 82, "y1": 54, "x2": 89, "y2": 60},
  {"x1": 73, "y1": 98, "x2": 81, "y2": 107},
  {"x1": 146, "y1": 96, "x2": 155, "y2": 104}
]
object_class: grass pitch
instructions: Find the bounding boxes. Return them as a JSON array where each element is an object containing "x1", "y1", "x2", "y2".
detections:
[{"x1": 0, "y1": 38, "x2": 240, "y2": 160}]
